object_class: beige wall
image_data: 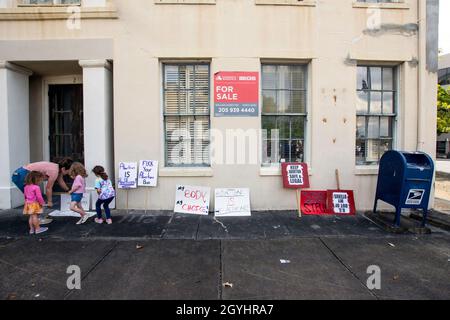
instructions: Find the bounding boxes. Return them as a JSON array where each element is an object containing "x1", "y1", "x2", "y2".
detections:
[{"x1": 0, "y1": 0, "x2": 438, "y2": 211}]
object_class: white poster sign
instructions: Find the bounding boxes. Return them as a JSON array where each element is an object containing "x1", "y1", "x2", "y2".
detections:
[
  {"x1": 174, "y1": 185, "x2": 210, "y2": 216},
  {"x1": 118, "y1": 162, "x2": 138, "y2": 189},
  {"x1": 331, "y1": 192, "x2": 350, "y2": 214},
  {"x1": 214, "y1": 188, "x2": 251, "y2": 217},
  {"x1": 60, "y1": 193, "x2": 91, "y2": 211},
  {"x1": 138, "y1": 160, "x2": 159, "y2": 187}
]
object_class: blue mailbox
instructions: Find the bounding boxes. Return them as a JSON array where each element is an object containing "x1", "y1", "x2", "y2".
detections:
[{"x1": 374, "y1": 151, "x2": 434, "y2": 227}]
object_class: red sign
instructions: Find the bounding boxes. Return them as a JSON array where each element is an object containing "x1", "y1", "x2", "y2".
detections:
[
  {"x1": 282, "y1": 163, "x2": 310, "y2": 189},
  {"x1": 326, "y1": 190, "x2": 356, "y2": 215},
  {"x1": 214, "y1": 71, "x2": 259, "y2": 117},
  {"x1": 300, "y1": 191, "x2": 329, "y2": 215}
]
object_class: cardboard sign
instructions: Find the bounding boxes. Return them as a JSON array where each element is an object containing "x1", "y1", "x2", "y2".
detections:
[
  {"x1": 282, "y1": 163, "x2": 310, "y2": 189},
  {"x1": 214, "y1": 188, "x2": 251, "y2": 217},
  {"x1": 214, "y1": 71, "x2": 259, "y2": 117},
  {"x1": 327, "y1": 190, "x2": 356, "y2": 215},
  {"x1": 138, "y1": 160, "x2": 158, "y2": 187},
  {"x1": 174, "y1": 185, "x2": 210, "y2": 216},
  {"x1": 118, "y1": 162, "x2": 138, "y2": 189},
  {"x1": 300, "y1": 191, "x2": 329, "y2": 215},
  {"x1": 60, "y1": 193, "x2": 91, "y2": 211}
]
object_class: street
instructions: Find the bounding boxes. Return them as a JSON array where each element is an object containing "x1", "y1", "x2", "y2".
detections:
[{"x1": 0, "y1": 210, "x2": 449, "y2": 300}]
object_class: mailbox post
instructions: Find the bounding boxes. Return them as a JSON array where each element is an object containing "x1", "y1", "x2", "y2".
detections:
[{"x1": 374, "y1": 151, "x2": 434, "y2": 227}]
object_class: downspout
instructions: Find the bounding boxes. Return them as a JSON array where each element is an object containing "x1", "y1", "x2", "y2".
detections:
[{"x1": 417, "y1": 0, "x2": 426, "y2": 152}]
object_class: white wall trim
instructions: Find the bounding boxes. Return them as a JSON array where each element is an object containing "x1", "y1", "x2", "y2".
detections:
[{"x1": 0, "y1": 61, "x2": 32, "y2": 76}]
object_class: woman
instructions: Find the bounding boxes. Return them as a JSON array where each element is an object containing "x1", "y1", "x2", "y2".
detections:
[{"x1": 11, "y1": 158, "x2": 74, "y2": 208}]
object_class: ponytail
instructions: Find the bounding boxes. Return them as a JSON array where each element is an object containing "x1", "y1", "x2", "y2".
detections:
[{"x1": 92, "y1": 166, "x2": 109, "y2": 181}]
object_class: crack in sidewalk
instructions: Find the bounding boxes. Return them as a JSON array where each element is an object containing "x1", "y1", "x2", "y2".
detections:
[
  {"x1": 63, "y1": 241, "x2": 119, "y2": 300},
  {"x1": 319, "y1": 237, "x2": 380, "y2": 300}
]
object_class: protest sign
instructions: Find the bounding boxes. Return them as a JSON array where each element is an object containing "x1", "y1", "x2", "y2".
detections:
[
  {"x1": 214, "y1": 188, "x2": 251, "y2": 217},
  {"x1": 138, "y1": 160, "x2": 158, "y2": 187},
  {"x1": 174, "y1": 185, "x2": 210, "y2": 216},
  {"x1": 118, "y1": 162, "x2": 138, "y2": 189},
  {"x1": 327, "y1": 190, "x2": 356, "y2": 215},
  {"x1": 300, "y1": 191, "x2": 329, "y2": 215},
  {"x1": 282, "y1": 163, "x2": 310, "y2": 189}
]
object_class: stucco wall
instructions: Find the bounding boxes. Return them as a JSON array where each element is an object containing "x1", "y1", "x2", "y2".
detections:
[{"x1": 0, "y1": 0, "x2": 438, "y2": 211}]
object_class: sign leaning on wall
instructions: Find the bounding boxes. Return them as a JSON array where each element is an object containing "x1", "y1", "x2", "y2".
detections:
[
  {"x1": 214, "y1": 71, "x2": 259, "y2": 117},
  {"x1": 138, "y1": 160, "x2": 159, "y2": 187},
  {"x1": 61, "y1": 193, "x2": 91, "y2": 211},
  {"x1": 214, "y1": 188, "x2": 251, "y2": 217},
  {"x1": 118, "y1": 162, "x2": 138, "y2": 189},
  {"x1": 174, "y1": 185, "x2": 211, "y2": 216}
]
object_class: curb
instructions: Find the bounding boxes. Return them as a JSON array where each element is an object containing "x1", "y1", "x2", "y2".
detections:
[{"x1": 409, "y1": 210, "x2": 450, "y2": 231}]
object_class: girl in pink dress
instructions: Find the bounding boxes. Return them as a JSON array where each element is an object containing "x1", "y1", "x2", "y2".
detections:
[{"x1": 23, "y1": 171, "x2": 48, "y2": 235}]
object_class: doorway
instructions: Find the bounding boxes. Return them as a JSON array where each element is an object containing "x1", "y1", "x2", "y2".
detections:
[{"x1": 48, "y1": 84, "x2": 84, "y2": 164}]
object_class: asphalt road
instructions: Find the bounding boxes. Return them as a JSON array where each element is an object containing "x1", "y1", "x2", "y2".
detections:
[{"x1": 0, "y1": 211, "x2": 449, "y2": 300}]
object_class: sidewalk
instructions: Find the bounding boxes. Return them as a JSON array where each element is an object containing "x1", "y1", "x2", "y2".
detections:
[{"x1": 0, "y1": 209, "x2": 449, "y2": 300}]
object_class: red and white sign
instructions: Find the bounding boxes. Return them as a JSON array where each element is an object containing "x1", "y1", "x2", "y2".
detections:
[
  {"x1": 327, "y1": 190, "x2": 356, "y2": 215},
  {"x1": 282, "y1": 163, "x2": 310, "y2": 189},
  {"x1": 174, "y1": 185, "x2": 210, "y2": 216},
  {"x1": 300, "y1": 191, "x2": 329, "y2": 215},
  {"x1": 214, "y1": 71, "x2": 259, "y2": 117}
]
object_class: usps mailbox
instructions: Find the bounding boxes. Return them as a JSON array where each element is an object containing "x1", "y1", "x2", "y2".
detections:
[{"x1": 374, "y1": 151, "x2": 434, "y2": 227}]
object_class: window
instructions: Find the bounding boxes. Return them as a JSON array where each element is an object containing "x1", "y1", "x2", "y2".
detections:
[
  {"x1": 262, "y1": 65, "x2": 307, "y2": 166},
  {"x1": 439, "y1": 68, "x2": 450, "y2": 86},
  {"x1": 356, "y1": 66, "x2": 396, "y2": 165},
  {"x1": 163, "y1": 64, "x2": 210, "y2": 167},
  {"x1": 22, "y1": 0, "x2": 81, "y2": 4}
]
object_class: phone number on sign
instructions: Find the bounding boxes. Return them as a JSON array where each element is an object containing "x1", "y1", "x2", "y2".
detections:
[{"x1": 217, "y1": 107, "x2": 256, "y2": 113}]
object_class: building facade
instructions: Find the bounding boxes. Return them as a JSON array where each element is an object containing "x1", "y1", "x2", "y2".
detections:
[{"x1": 0, "y1": 0, "x2": 439, "y2": 211}]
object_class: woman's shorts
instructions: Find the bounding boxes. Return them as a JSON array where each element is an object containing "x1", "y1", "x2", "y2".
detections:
[{"x1": 71, "y1": 193, "x2": 83, "y2": 203}]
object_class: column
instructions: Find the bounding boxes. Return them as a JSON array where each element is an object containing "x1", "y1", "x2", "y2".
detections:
[
  {"x1": 0, "y1": 61, "x2": 32, "y2": 209},
  {"x1": 79, "y1": 60, "x2": 114, "y2": 201}
]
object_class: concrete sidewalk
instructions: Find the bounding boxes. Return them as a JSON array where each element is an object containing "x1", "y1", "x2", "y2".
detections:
[{"x1": 0, "y1": 210, "x2": 449, "y2": 300}]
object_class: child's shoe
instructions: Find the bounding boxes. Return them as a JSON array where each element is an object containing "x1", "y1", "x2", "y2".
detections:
[
  {"x1": 76, "y1": 215, "x2": 89, "y2": 225},
  {"x1": 35, "y1": 227, "x2": 48, "y2": 235},
  {"x1": 95, "y1": 218, "x2": 104, "y2": 224},
  {"x1": 29, "y1": 228, "x2": 35, "y2": 235},
  {"x1": 106, "y1": 219, "x2": 113, "y2": 225}
]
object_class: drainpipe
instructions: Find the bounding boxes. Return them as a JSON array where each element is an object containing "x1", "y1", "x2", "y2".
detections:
[{"x1": 417, "y1": 0, "x2": 426, "y2": 152}]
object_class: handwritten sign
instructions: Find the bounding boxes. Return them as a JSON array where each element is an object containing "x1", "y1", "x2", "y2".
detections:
[
  {"x1": 214, "y1": 188, "x2": 251, "y2": 217},
  {"x1": 282, "y1": 163, "x2": 310, "y2": 189},
  {"x1": 174, "y1": 185, "x2": 210, "y2": 216},
  {"x1": 300, "y1": 191, "x2": 329, "y2": 215},
  {"x1": 138, "y1": 160, "x2": 158, "y2": 187},
  {"x1": 118, "y1": 162, "x2": 137, "y2": 189},
  {"x1": 327, "y1": 190, "x2": 356, "y2": 215},
  {"x1": 60, "y1": 193, "x2": 90, "y2": 211}
]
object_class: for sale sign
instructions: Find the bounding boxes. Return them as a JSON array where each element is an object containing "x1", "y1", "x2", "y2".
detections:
[
  {"x1": 326, "y1": 190, "x2": 356, "y2": 215},
  {"x1": 282, "y1": 163, "x2": 310, "y2": 189},
  {"x1": 214, "y1": 71, "x2": 259, "y2": 117}
]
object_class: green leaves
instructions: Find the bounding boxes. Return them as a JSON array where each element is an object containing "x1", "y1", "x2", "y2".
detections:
[{"x1": 437, "y1": 85, "x2": 450, "y2": 135}]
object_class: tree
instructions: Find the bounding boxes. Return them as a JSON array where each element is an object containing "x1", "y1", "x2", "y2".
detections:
[{"x1": 437, "y1": 85, "x2": 450, "y2": 135}]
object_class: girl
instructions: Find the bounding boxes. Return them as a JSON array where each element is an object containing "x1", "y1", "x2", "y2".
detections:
[
  {"x1": 68, "y1": 162, "x2": 89, "y2": 225},
  {"x1": 92, "y1": 166, "x2": 116, "y2": 225},
  {"x1": 23, "y1": 171, "x2": 48, "y2": 235}
]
